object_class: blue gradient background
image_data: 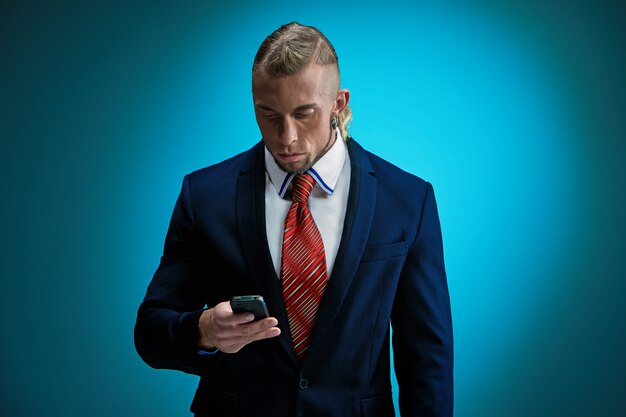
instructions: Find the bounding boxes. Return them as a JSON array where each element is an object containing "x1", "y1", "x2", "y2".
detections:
[{"x1": 2, "y1": 1, "x2": 625, "y2": 416}]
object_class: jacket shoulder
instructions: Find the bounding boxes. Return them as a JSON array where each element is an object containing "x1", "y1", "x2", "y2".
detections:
[
  {"x1": 188, "y1": 143, "x2": 260, "y2": 182},
  {"x1": 352, "y1": 139, "x2": 430, "y2": 193},
  {"x1": 178, "y1": 142, "x2": 262, "y2": 200}
]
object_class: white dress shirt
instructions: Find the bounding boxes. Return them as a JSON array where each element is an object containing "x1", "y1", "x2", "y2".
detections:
[{"x1": 264, "y1": 129, "x2": 351, "y2": 278}]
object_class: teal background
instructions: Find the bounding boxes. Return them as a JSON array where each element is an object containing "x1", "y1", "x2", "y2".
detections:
[{"x1": 2, "y1": 1, "x2": 625, "y2": 416}]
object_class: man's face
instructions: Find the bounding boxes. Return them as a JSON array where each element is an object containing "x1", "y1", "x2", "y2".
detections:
[{"x1": 252, "y1": 64, "x2": 348, "y2": 173}]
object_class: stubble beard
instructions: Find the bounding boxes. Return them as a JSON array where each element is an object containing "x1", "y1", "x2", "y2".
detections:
[{"x1": 273, "y1": 126, "x2": 337, "y2": 174}]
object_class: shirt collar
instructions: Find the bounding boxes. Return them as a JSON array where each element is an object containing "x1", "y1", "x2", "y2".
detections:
[{"x1": 265, "y1": 128, "x2": 347, "y2": 198}]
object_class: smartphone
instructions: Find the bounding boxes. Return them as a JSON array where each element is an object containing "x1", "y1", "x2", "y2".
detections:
[{"x1": 230, "y1": 295, "x2": 269, "y2": 321}]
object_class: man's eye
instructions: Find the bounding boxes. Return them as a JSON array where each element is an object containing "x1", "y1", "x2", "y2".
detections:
[
  {"x1": 264, "y1": 113, "x2": 278, "y2": 120},
  {"x1": 295, "y1": 111, "x2": 313, "y2": 119}
]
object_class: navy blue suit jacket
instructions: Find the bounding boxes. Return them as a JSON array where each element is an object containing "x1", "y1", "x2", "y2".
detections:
[{"x1": 135, "y1": 139, "x2": 453, "y2": 417}]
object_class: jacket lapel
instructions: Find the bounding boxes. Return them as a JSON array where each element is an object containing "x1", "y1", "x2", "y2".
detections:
[
  {"x1": 305, "y1": 139, "x2": 377, "y2": 362},
  {"x1": 236, "y1": 142, "x2": 298, "y2": 364}
]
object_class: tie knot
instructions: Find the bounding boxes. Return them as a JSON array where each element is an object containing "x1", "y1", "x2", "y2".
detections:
[{"x1": 291, "y1": 173, "x2": 315, "y2": 203}]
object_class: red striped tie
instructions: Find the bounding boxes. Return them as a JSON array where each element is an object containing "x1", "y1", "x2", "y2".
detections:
[{"x1": 280, "y1": 173, "x2": 328, "y2": 361}]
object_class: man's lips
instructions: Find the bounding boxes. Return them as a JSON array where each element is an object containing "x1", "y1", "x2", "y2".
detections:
[{"x1": 277, "y1": 153, "x2": 304, "y2": 163}]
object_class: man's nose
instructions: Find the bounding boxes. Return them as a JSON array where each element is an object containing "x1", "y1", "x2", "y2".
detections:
[{"x1": 278, "y1": 117, "x2": 297, "y2": 145}]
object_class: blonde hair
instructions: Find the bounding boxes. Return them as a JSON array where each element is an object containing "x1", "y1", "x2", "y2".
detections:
[{"x1": 253, "y1": 22, "x2": 352, "y2": 140}]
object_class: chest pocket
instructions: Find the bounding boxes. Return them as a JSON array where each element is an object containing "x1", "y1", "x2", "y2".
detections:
[{"x1": 360, "y1": 241, "x2": 408, "y2": 263}]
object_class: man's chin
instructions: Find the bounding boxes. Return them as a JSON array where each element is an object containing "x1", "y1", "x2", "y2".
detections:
[{"x1": 274, "y1": 157, "x2": 310, "y2": 174}]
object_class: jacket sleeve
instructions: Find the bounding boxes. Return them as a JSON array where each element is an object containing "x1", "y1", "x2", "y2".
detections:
[
  {"x1": 391, "y1": 182, "x2": 454, "y2": 416},
  {"x1": 134, "y1": 174, "x2": 220, "y2": 375}
]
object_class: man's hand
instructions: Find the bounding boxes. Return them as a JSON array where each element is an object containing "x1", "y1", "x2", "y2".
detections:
[{"x1": 198, "y1": 301, "x2": 281, "y2": 353}]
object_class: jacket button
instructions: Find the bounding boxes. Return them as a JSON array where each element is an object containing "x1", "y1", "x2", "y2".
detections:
[{"x1": 299, "y1": 378, "x2": 309, "y2": 390}]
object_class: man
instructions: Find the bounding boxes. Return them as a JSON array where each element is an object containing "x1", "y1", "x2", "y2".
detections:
[{"x1": 135, "y1": 22, "x2": 453, "y2": 417}]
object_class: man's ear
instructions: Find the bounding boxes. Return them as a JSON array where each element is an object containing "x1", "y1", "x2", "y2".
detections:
[{"x1": 333, "y1": 89, "x2": 350, "y2": 115}]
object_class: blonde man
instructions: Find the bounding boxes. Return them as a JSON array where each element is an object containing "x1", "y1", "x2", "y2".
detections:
[{"x1": 136, "y1": 22, "x2": 453, "y2": 417}]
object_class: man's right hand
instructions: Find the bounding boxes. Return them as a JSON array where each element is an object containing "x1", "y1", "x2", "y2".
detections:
[{"x1": 197, "y1": 301, "x2": 281, "y2": 353}]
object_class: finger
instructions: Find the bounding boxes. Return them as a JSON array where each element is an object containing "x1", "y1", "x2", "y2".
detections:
[
  {"x1": 212, "y1": 302, "x2": 255, "y2": 325},
  {"x1": 227, "y1": 312, "x2": 256, "y2": 325},
  {"x1": 217, "y1": 317, "x2": 278, "y2": 339},
  {"x1": 209, "y1": 317, "x2": 278, "y2": 342},
  {"x1": 247, "y1": 326, "x2": 281, "y2": 342},
  {"x1": 226, "y1": 326, "x2": 281, "y2": 350},
  {"x1": 238, "y1": 317, "x2": 278, "y2": 335},
  {"x1": 254, "y1": 317, "x2": 279, "y2": 328},
  {"x1": 219, "y1": 319, "x2": 281, "y2": 347},
  {"x1": 211, "y1": 302, "x2": 244, "y2": 321},
  {"x1": 240, "y1": 318, "x2": 281, "y2": 341}
]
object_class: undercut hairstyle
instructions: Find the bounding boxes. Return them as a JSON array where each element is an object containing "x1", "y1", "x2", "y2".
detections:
[{"x1": 253, "y1": 22, "x2": 352, "y2": 140}]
